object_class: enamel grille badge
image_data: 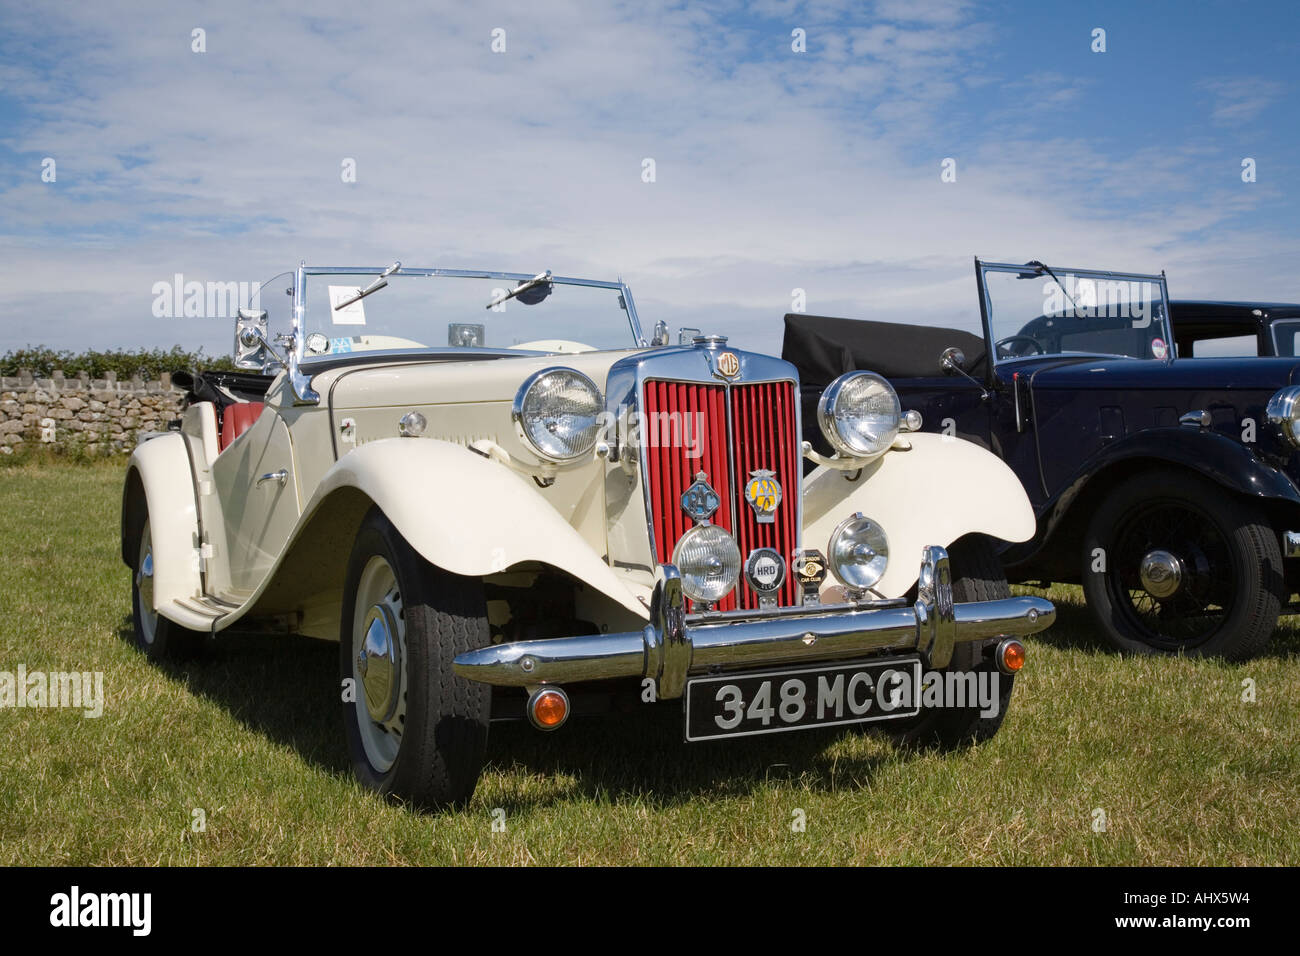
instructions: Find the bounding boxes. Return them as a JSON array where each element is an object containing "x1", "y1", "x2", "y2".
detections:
[
  {"x1": 793, "y1": 549, "x2": 827, "y2": 606},
  {"x1": 745, "y1": 548, "x2": 786, "y2": 608},
  {"x1": 681, "y1": 472, "x2": 721, "y2": 524},
  {"x1": 744, "y1": 469, "x2": 782, "y2": 523},
  {"x1": 745, "y1": 549, "x2": 785, "y2": 592},
  {"x1": 716, "y1": 351, "x2": 740, "y2": 378}
]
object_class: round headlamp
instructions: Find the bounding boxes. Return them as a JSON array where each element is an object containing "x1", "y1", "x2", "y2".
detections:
[
  {"x1": 828, "y1": 513, "x2": 889, "y2": 591},
  {"x1": 671, "y1": 524, "x2": 741, "y2": 604},
  {"x1": 1266, "y1": 385, "x2": 1300, "y2": 448},
  {"x1": 817, "y1": 371, "x2": 902, "y2": 459},
  {"x1": 512, "y1": 367, "x2": 604, "y2": 461}
]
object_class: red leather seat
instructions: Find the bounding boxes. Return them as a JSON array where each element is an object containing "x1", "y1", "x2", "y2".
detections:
[{"x1": 219, "y1": 402, "x2": 264, "y2": 451}]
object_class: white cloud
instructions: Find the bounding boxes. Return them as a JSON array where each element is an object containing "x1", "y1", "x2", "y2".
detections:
[
  {"x1": 1199, "y1": 76, "x2": 1284, "y2": 125},
  {"x1": 0, "y1": 0, "x2": 1294, "y2": 360}
]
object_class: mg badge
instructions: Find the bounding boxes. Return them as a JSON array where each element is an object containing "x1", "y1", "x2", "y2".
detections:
[
  {"x1": 681, "y1": 471, "x2": 721, "y2": 524},
  {"x1": 745, "y1": 548, "x2": 786, "y2": 608},
  {"x1": 792, "y1": 549, "x2": 827, "y2": 606},
  {"x1": 716, "y1": 351, "x2": 740, "y2": 378},
  {"x1": 744, "y1": 469, "x2": 782, "y2": 523}
]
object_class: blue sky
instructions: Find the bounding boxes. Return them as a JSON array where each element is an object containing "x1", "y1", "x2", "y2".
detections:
[{"x1": 0, "y1": 0, "x2": 1296, "y2": 355}]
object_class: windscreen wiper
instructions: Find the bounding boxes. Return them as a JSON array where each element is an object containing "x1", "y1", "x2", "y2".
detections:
[
  {"x1": 486, "y1": 270, "x2": 552, "y2": 310},
  {"x1": 1020, "y1": 259, "x2": 1081, "y2": 316},
  {"x1": 334, "y1": 261, "x2": 401, "y2": 311}
]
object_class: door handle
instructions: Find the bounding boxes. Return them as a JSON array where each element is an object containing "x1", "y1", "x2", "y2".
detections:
[{"x1": 257, "y1": 469, "x2": 288, "y2": 488}]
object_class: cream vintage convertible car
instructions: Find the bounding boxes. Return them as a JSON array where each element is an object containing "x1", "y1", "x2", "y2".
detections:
[{"x1": 121, "y1": 262, "x2": 1054, "y2": 808}]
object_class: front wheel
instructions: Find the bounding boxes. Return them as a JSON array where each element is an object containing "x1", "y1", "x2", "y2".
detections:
[
  {"x1": 129, "y1": 512, "x2": 204, "y2": 660},
  {"x1": 884, "y1": 534, "x2": 1016, "y2": 750},
  {"x1": 340, "y1": 508, "x2": 492, "y2": 810},
  {"x1": 1081, "y1": 469, "x2": 1283, "y2": 661}
]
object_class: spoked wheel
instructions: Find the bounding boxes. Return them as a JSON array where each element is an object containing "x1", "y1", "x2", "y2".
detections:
[
  {"x1": 1109, "y1": 503, "x2": 1234, "y2": 650},
  {"x1": 340, "y1": 508, "x2": 492, "y2": 810},
  {"x1": 1083, "y1": 469, "x2": 1283, "y2": 660},
  {"x1": 130, "y1": 514, "x2": 204, "y2": 660}
]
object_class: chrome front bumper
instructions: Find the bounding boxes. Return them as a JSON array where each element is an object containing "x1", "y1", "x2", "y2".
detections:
[{"x1": 453, "y1": 545, "x2": 1056, "y2": 699}]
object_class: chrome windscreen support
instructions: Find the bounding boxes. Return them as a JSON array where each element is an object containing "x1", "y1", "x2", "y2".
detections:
[{"x1": 289, "y1": 262, "x2": 321, "y2": 405}]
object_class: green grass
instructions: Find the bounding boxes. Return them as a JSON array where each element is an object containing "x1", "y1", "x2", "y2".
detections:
[{"x1": 2, "y1": 461, "x2": 1298, "y2": 865}]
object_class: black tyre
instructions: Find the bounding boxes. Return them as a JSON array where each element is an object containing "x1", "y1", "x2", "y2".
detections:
[
  {"x1": 128, "y1": 509, "x2": 205, "y2": 661},
  {"x1": 885, "y1": 534, "x2": 1016, "y2": 749},
  {"x1": 340, "y1": 508, "x2": 492, "y2": 810},
  {"x1": 1082, "y1": 469, "x2": 1283, "y2": 661}
]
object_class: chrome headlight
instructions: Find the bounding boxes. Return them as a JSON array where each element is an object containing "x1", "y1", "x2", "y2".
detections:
[
  {"x1": 828, "y1": 513, "x2": 889, "y2": 591},
  {"x1": 672, "y1": 524, "x2": 741, "y2": 604},
  {"x1": 817, "y1": 371, "x2": 901, "y2": 459},
  {"x1": 1267, "y1": 385, "x2": 1300, "y2": 448},
  {"x1": 512, "y1": 367, "x2": 604, "y2": 461}
]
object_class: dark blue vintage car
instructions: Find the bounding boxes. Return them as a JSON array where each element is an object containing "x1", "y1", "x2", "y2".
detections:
[
  {"x1": 1171, "y1": 300, "x2": 1300, "y2": 358},
  {"x1": 784, "y1": 258, "x2": 1300, "y2": 661}
]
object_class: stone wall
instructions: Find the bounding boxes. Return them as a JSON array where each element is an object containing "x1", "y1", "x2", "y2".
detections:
[{"x1": 0, "y1": 370, "x2": 184, "y2": 455}]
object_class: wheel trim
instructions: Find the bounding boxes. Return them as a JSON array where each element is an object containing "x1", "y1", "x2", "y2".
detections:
[
  {"x1": 136, "y1": 519, "x2": 158, "y2": 646},
  {"x1": 1108, "y1": 500, "x2": 1236, "y2": 650},
  {"x1": 359, "y1": 604, "x2": 401, "y2": 723},
  {"x1": 351, "y1": 555, "x2": 407, "y2": 774},
  {"x1": 1138, "y1": 549, "x2": 1184, "y2": 599}
]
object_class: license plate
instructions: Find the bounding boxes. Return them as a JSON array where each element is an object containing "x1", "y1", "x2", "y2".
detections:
[{"x1": 684, "y1": 657, "x2": 922, "y2": 741}]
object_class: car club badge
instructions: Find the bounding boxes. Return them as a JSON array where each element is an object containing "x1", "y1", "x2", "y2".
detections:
[
  {"x1": 792, "y1": 549, "x2": 828, "y2": 606},
  {"x1": 744, "y1": 469, "x2": 782, "y2": 523},
  {"x1": 681, "y1": 471, "x2": 721, "y2": 524},
  {"x1": 715, "y1": 351, "x2": 740, "y2": 378},
  {"x1": 745, "y1": 548, "x2": 786, "y2": 608}
]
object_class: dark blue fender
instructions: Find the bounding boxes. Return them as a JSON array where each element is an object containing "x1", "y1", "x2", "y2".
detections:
[{"x1": 1013, "y1": 427, "x2": 1300, "y2": 573}]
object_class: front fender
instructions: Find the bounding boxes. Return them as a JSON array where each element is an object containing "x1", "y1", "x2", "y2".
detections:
[
  {"x1": 802, "y1": 432, "x2": 1035, "y2": 598},
  {"x1": 301, "y1": 438, "x2": 647, "y2": 618},
  {"x1": 121, "y1": 433, "x2": 203, "y2": 613},
  {"x1": 1063, "y1": 427, "x2": 1300, "y2": 506}
]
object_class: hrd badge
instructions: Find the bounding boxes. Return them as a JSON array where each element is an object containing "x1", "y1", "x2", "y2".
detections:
[{"x1": 744, "y1": 547, "x2": 786, "y2": 609}]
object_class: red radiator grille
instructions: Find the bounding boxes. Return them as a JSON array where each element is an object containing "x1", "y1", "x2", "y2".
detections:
[
  {"x1": 641, "y1": 378, "x2": 799, "y2": 611},
  {"x1": 731, "y1": 381, "x2": 800, "y2": 609},
  {"x1": 643, "y1": 381, "x2": 736, "y2": 611}
]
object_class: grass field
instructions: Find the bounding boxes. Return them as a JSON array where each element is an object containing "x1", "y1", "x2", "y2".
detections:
[{"x1": 1, "y1": 460, "x2": 1297, "y2": 865}]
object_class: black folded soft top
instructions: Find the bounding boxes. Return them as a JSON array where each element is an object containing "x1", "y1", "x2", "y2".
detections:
[{"x1": 780, "y1": 313, "x2": 987, "y2": 385}]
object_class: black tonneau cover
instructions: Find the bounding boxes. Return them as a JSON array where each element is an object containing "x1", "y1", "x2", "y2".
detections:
[
  {"x1": 172, "y1": 368, "x2": 275, "y2": 409},
  {"x1": 781, "y1": 313, "x2": 987, "y2": 385}
]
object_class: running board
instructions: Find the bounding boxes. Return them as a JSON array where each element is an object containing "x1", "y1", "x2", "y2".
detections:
[{"x1": 167, "y1": 595, "x2": 231, "y2": 632}]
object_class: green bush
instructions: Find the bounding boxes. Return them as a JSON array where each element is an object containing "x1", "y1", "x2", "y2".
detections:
[{"x1": 0, "y1": 345, "x2": 235, "y2": 380}]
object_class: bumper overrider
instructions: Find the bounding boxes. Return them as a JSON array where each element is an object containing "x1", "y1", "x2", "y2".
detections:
[{"x1": 452, "y1": 545, "x2": 1055, "y2": 699}]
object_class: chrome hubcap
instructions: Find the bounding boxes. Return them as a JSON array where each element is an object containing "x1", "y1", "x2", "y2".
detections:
[
  {"x1": 136, "y1": 521, "x2": 157, "y2": 645},
  {"x1": 351, "y1": 556, "x2": 406, "y2": 773},
  {"x1": 1139, "y1": 549, "x2": 1183, "y2": 599},
  {"x1": 359, "y1": 604, "x2": 401, "y2": 723}
]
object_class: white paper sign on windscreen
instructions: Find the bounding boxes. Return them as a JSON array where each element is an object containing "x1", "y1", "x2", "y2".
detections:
[{"x1": 328, "y1": 285, "x2": 367, "y2": 326}]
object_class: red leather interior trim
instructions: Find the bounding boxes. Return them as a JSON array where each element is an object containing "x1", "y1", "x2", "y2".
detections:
[{"x1": 219, "y1": 401, "x2": 264, "y2": 452}]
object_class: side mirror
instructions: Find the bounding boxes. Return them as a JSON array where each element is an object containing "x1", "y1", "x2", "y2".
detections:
[
  {"x1": 940, "y1": 345, "x2": 991, "y2": 401},
  {"x1": 235, "y1": 308, "x2": 269, "y2": 370},
  {"x1": 651, "y1": 320, "x2": 670, "y2": 347}
]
